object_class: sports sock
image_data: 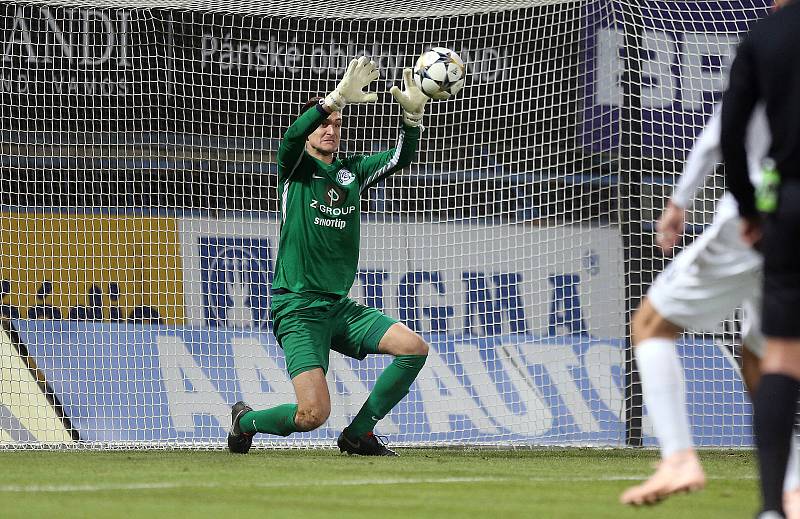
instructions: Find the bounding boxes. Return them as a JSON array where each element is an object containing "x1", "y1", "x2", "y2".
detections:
[
  {"x1": 634, "y1": 338, "x2": 693, "y2": 458},
  {"x1": 347, "y1": 354, "x2": 426, "y2": 438},
  {"x1": 754, "y1": 374, "x2": 800, "y2": 514},
  {"x1": 784, "y1": 431, "x2": 800, "y2": 492},
  {"x1": 240, "y1": 404, "x2": 298, "y2": 437}
]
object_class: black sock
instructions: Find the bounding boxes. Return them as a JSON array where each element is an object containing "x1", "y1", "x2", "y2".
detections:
[{"x1": 754, "y1": 373, "x2": 800, "y2": 514}]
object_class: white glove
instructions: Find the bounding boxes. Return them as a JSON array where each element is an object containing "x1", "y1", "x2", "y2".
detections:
[
  {"x1": 324, "y1": 56, "x2": 379, "y2": 112},
  {"x1": 389, "y1": 68, "x2": 429, "y2": 127}
]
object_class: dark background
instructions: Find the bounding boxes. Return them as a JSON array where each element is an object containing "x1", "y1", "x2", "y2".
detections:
[{"x1": 0, "y1": 2, "x2": 608, "y2": 224}]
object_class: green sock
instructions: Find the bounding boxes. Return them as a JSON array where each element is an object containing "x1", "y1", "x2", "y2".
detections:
[
  {"x1": 347, "y1": 354, "x2": 427, "y2": 438},
  {"x1": 239, "y1": 404, "x2": 298, "y2": 437}
]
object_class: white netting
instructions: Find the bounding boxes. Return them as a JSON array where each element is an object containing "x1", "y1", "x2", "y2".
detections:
[
  {"x1": 0, "y1": 0, "x2": 566, "y2": 17},
  {"x1": 0, "y1": 0, "x2": 768, "y2": 448}
]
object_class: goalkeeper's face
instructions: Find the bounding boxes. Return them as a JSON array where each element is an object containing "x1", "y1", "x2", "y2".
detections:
[{"x1": 308, "y1": 112, "x2": 342, "y2": 157}]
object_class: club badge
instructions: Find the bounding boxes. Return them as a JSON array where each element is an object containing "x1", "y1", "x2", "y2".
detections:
[{"x1": 336, "y1": 169, "x2": 356, "y2": 186}]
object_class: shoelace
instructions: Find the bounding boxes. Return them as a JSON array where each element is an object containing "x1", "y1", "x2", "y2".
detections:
[{"x1": 367, "y1": 432, "x2": 390, "y2": 448}]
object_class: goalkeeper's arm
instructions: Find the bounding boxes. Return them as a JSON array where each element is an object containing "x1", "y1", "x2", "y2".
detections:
[
  {"x1": 277, "y1": 105, "x2": 330, "y2": 182},
  {"x1": 355, "y1": 68, "x2": 427, "y2": 191},
  {"x1": 356, "y1": 124, "x2": 421, "y2": 193},
  {"x1": 277, "y1": 57, "x2": 379, "y2": 182}
]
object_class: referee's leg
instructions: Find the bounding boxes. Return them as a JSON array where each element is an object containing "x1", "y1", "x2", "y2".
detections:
[
  {"x1": 755, "y1": 340, "x2": 800, "y2": 518},
  {"x1": 754, "y1": 187, "x2": 800, "y2": 518}
]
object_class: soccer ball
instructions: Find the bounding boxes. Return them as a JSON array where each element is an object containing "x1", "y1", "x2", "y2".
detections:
[{"x1": 413, "y1": 47, "x2": 466, "y2": 100}]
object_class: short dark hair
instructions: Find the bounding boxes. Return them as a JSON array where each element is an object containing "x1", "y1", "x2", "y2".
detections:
[{"x1": 300, "y1": 96, "x2": 324, "y2": 115}]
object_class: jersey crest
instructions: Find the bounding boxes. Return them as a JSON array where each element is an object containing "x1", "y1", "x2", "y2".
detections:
[{"x1": 336, "y1": 169, "x2": 356, "y2": 186}]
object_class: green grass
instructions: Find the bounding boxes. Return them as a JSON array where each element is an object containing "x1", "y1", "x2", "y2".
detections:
[{"x1": 0, "y1": 449, "x2": 757, "y2": 518}]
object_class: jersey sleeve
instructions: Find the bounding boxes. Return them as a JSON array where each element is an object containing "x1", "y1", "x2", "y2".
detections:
[
  {"x1": 353, "y1": 123, "x2": 421, "y2": 193},
  {"x1": 721, "y1": 37, "x2": 761, "y2": 218},
  {"x1": 671, "y1": 107, "x2": 723, "y2": 209},
  {"x1": 277, "y1": 104, "x2": 329, "y2": 183}
]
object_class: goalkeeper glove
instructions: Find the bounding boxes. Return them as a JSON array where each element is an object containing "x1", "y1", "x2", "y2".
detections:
[
  {"x1": 324, "y1": 56, "x2": 380, "y2": 112},
  {"x1": 389, "y1": 68, "x2": 429, "y2": 128}
]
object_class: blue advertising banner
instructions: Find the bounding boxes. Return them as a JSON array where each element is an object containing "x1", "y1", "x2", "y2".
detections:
[
  {"x1": 179, "y1": 219, "x2": 628, "y2": 340},
  {"x1": 14, "y1": 319, "x2": 751, "y2": 446}
]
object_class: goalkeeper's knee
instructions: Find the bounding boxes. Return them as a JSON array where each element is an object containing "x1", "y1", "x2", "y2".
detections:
[
  {"x1": 408, "y1": 335, "x2": 429, "y2": 356},
  {"x1": 295, "y1": 403, "x2": 330, "y2": 432}
]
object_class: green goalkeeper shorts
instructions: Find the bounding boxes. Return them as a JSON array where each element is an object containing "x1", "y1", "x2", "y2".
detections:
[{"x1": 270, "y1": 291, "x2": 398, "y2": 379}]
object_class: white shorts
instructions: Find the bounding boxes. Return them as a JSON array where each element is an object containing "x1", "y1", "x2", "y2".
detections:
[{"x1": 647, "y1": 215, "x2": 764, "y2": 356}]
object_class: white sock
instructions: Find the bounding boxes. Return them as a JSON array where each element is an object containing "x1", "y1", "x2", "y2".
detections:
[
  {"x1": 784, "y1": 431, "x2": 800, "y2": 492},
  {"x1": 635, "y1": 338, "x2": 694, "y2": 458}
]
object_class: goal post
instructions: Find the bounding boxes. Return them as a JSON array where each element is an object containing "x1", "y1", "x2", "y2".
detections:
[{"x1": 0, "y1": 0, "x2": 768, "y2": 448}]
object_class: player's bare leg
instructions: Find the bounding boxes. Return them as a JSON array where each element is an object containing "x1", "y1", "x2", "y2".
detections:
[
  {"x1": 620, "y1": 298, "x2": 706, "y2": 505},
  {"x1": 292, "y1": 368, "x2": 331, "y2": 431}
]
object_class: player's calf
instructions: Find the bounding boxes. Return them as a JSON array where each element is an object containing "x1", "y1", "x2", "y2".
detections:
[
  {"x1": 335, "y1": 323, "x2": 427, "y2": 455},
  {"x1": 623, "y1": 298, "x2": 699, "y2": 507}
]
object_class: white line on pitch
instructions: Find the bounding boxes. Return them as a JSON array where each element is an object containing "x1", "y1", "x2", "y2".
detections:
[
  {"x1": 0, "y1": 477, "x2": 503, "y2": 493},
  {"x1": 0, "y1": 475, "x2": 757, "y2": 493}
]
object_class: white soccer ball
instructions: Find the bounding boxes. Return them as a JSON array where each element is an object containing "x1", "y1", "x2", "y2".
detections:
[{"x1": 413, "y1": 47, "x2": 466, "y2": 100}]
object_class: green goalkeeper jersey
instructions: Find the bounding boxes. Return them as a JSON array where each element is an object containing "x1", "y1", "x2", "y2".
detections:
[{"x1": 272, "y1": 104, "x2": 421, "y2": 297}]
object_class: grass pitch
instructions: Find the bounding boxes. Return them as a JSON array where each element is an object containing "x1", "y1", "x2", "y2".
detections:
[{"x1": 0, "y1": 449, "x2": 756, "y2": 518}]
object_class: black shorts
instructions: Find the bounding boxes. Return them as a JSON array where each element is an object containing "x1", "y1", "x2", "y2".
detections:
[{"x1": 761, "y1": 182, "x2": 800, "y2": 338}]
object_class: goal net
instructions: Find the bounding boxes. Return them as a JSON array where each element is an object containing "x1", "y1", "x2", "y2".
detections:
[{"x1": 0, "y1": 0, "x2": 768, "y2": 448}]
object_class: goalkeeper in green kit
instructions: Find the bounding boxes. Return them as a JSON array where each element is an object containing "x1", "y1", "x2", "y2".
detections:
[{"x1": 227, "y1": 57, "x2": 430, "y2": 456}]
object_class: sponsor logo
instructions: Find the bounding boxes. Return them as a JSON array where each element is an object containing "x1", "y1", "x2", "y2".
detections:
[
  {"x1": 309, "y1": 199, "x2": 356, "y2": 217},
  {"x1": 199, "y1": 237, "x2": 272, "y2": 329},
  {"x1": 2, "y1": 7, "x2": 134, "y2": 96},
  {"x1": 593, "y1": 28, "x2": 737, "y2": 111},
  {"x1": 314, "y1": 217, "x2": 347, "y2": 229},
  {"x1": 336, "y1": 169, "x2": 356, "y2": 186},
  {"x1": 199, "y1": 35, "x2": 509, "y2": 83},
  {"x1": 0, "y1": 328, "x2": 76, "y2": 444}
]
